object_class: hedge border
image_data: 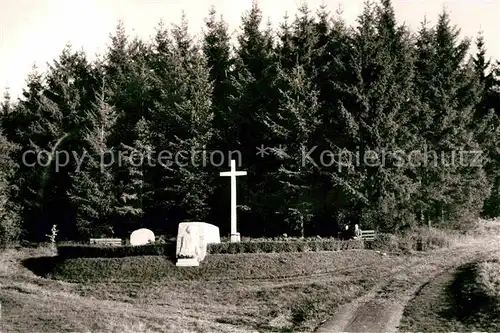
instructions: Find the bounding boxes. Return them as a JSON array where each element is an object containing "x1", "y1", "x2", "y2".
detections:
[
  {"x1": 56, "y1": 239, "x2": 364, "y2": 259},
  {"x1": 57, "y1": 242, "x2": 176, "y2": 259},
  {"x1": 207, "y1": 239, "x2": 364, "y2": 254}
]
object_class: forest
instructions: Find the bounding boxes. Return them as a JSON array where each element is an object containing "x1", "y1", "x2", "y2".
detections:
[{"x1": 0, "y1": 0, "x2": 499, "y2": 244}]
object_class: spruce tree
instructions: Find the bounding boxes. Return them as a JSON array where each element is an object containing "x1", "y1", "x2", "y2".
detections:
[
  {"x1": 148, "y1": 14, "x2": 215, "y2": 230},
  {"x1": 202, "y1": 7, "x2": 240, "y2": 227},
  {"x1": 115, "y1": 117, "x2": 154, "y2": 234},
  {"x1": 229, "y1": 0, "x2": 279, "y2": 235},
  {"x1": 472, "y1": 32, "x2": 500, "y2": 217},
  {"x1": 0, "y1": 98, "x2": 20, "y2": 246},
  {"x1": 68, "y1": 92, "x2": 117, "y2": 239},
  {"x1": 321, "y1": 0, "x2": 420, "y2": 231},
  {"x1": 414, "y1": 11, "x2": 488, "y2": 227},
  {"x1": 264, "y1": 62, "x2": 321, "y2": 236}
]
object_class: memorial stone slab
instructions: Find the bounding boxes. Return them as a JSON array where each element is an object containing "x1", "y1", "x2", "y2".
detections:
[
  {"x1": 176, "y1": 222, "x2": 220, "y2": 266},
  {"x1": 130, "y1": 228, "x2": 155, "y2": 246}
]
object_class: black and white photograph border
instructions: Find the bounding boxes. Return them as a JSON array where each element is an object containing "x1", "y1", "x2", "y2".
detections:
[{"x1": 1, "y1": 0, "x2": 500, "y2": 332}]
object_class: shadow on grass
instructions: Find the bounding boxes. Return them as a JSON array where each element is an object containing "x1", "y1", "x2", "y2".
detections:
[
  {"x1": 215, "y1": 317, "x2": 293, "y2": 333},
  {"x1": 22, "y1": 256, "x2": 60, "y2": 278},
  {"x1": 440, "y1": 262, "x2": 500, "y2": 329}
]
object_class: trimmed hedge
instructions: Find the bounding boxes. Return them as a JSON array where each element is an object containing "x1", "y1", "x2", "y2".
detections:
[
  {"x1": 56, "y1": 238, "x2": 364, "y2": 259},
  {"x1": 208, "y1": 239, "x2": 364, "y2": 254},
  {"x1": 47, "y1": 249, "x2": 379, "y2": 283},
  {"x1": 57, "y1": 242, "x2": 176, "y2": 259}
]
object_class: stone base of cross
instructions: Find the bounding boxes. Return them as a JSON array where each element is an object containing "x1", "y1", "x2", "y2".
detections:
[
  {"x1": 230, "y1": 233, "x2": 240, "y2": 242},
  {"x1": 220, "y1": 159, "x2": 247, "y2": 243}
]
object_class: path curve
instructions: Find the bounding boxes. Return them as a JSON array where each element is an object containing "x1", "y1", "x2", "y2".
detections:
[{"x1": 315, "y1": 239, "x2": 499, "y2": 332}]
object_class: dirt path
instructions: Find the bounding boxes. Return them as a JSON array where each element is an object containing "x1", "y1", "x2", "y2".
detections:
[{"x1": 315, "y1": 238, "x2": 500, "y2": 332}]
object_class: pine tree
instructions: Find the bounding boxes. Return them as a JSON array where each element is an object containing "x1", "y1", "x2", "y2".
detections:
[
  {"x1": 0, "y1": 127, "x2": 21, "y2": 246},
  {"x1": 319, "y1": 0, "x2": 420, "y2": 232},
  {"x1": 68, "y1": 92, "x2": 117, "y2": 239},
  {"x1": 148, "y1": 14, "x2": 215, "y2": 230},
  {"x1": 228, "y1": 0, "x2": 279, "y2": 235},
  {"x1": 264, "y1": 63, "x2": 321, "y2": 236},
  {"x1": 472, "y1": 32, "x2": 500, "y2": 217},
  {"x1": 115, "y1": 117, "x2": 154, "y2": 234},
  {"x1": 203, "y1": 7, "x2": 235, "y2": 147},
  {"x1": 414, "y1": 10, "x2": 488, "y2": 227}
]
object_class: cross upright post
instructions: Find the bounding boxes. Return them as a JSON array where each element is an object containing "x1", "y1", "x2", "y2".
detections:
[{"x1": 220, "y1": 159, "x2": 247, "y2": 242}]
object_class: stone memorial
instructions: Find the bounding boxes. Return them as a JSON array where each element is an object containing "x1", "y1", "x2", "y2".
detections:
[
  {"x1": 176, "y1": 222, "x2": 220, "y2": 267},
  {"x1": 354, "y1": 224, "x2": 362, "y2": 239},
  {"x1": 130, "y1": 228, "x2": 155, "y2": 246}
]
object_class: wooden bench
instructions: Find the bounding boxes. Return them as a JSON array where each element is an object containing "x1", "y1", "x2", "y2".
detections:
[
  {"x1": 89, "y1": 238, "x2": 122, "y2": 246},
  {"x1": 360, "y1": 230, "x2": 375, "y2": 241}
]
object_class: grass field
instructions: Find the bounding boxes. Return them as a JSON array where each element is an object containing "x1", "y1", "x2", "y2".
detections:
[{"x1": 1, "y1": 221, "x2": 500, "y2": 332}]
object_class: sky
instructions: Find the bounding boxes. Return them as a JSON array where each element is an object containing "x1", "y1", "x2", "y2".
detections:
[{"x1": 0, "y1": 0, "x2": 499, "y2": 102}]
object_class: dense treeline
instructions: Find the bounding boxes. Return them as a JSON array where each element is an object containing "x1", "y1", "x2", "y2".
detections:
[{"x1": 1, "y1": 0, "x2": 499, "y2": 244}]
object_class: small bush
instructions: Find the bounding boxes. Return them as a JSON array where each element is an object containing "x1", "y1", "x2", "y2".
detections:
[
  {"x1": 449, "y1": 261, "x2": 500, "y2": 323},
  {"x1": 369, "y1": 227, "x2": 462, "y2": 253},
  {"x1": 476, "y1": 258, "x2": 500, "y2": 304},
  {"x1": 208, "y1": 239, "x2": 364, "y2": 254},
  {"x1": 403, "y1": 227, "x2": 461, "y2": 251},
  {"x1": 368, "y1": 233, "x2": 399, "y2": 251}
]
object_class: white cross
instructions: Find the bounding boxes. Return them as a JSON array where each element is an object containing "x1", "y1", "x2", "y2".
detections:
[{"x1": 220, "y1": 159, "x2": 247, "y2": 242}]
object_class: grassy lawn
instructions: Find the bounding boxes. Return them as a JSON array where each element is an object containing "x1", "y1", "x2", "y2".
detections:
[{"x1": 1, "y1": 248, "x2": 405, "y2": 332}]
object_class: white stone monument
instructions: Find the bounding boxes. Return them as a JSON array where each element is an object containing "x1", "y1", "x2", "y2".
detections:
[
  {"x1": 130, "y1": 228, "x2": 155, "y2": 246},
  {"x1": 220, "y1": 159, "x2": 247, "y2": 242},
  {"x1": 176, "y1": 222, "x2": 220, "y2": 267}
]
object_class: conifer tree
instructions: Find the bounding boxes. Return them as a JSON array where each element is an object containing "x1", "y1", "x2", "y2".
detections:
[
  {"x1": 0, "y1": 112, "x2": 21, "y2": 246},
  {"x1": 0, "y1": 89, "x2": 13, "y2": 115},
  {"x1": 8, "y1": 65, "x2": 78, "y2": 240},
  {"x1": 322, "y1": 0, "x2": 420, "y2": 231},
  {"x1": 228, "y1": 1, "x2": 280, "y2": 235},
  {"x1": 264, "y1": 63, "x2": 321, "y2": 236},
  {"x1": 148, "y1": 14, "x2": 215, "y2": 229},
  {"x1": 115, "y1": 117, "x2": 154, "y2": 234},
  {"x1": 41, "y1": 45, "x2": 101, "y2": 239},
  {"x1": 68, "y1": 92, "x2": 117, "y2": 239},
  {"x1": 2, "y1": 2, "x2": 500, "y2": 241},
  {"x1": 415, "y1": 11, "x2": 488, "y2": 227},
  {"x1": 203, "y1": 7, "x2": 235, "y2": 148},
  {"x1": 472, "y1": 32, "x2": 500, "y2": 217},
  {"x1": 202, "y1": 7, "x2": 241, "y2": 226}
]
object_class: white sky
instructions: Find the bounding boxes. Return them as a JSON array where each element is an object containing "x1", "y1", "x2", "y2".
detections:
[{"x1": 0, "y1": 0, "x2": 499, "y2": 102}]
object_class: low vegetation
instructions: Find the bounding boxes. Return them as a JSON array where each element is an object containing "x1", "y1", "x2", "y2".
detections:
[
  {"x1": 55, "y1": 238, "x2": 364, "y2": 259},
  {"x1": 208, "y1": 238, "x2": 364, "y2": 254},
  {"x1": 46, "y1": 250, "x2": 377, "y2": 283},
  {"x1": 368, "y1": 226, "x2": 464, "y2": 253},
  {"x1": 43, "y1": 229, "x2": 459, "y2": 283},
  {"x1": 400, "y1": 255, "x2": 500, "y2": 332},
  {"x1": 475, "y1": 255, "x2": 500, "y2": 306},
  {"x1": 57, "y1": 242, "x2": 176, "y2": 259}
]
